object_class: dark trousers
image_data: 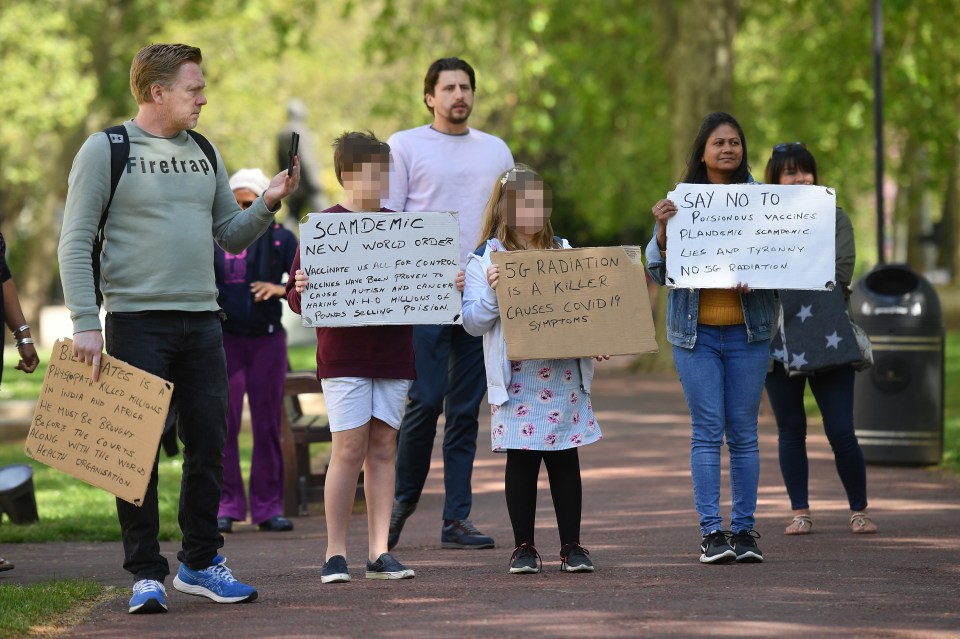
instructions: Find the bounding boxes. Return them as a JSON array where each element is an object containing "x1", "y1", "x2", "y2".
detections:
[
  {"x1": 504, "y1": 448, "x2": 582, "y2": 548},
  {"x1": 395, "y1": 324, "x2": 486, "y2": 521},
  {"x1": 765, "y1": 362, "x2": 868, "y2": 511},
  {"x1": 106, "y1": 311, "x2": 228, "y2": 582}
]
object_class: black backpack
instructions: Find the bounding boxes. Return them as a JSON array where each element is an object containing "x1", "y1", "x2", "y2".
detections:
[{"x1": 95, "y1": 124, "x2": 218, "y2": 306}]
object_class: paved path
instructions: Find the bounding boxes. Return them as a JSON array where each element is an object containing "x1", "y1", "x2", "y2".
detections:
[{"x1": 3, "y1": 371, "x2": 959, "y2": 638}]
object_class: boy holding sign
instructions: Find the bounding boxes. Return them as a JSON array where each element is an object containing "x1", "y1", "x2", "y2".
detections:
[
  {"x1": 463, "y1": 165, "x2": 605, "y2": 575},
  {"x1": 286, "y1": 131, "x2": 416, "y2": 582}
]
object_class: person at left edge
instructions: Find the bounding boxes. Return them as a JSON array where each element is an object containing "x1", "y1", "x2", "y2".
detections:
[
  {"x1": 216, "y1": 168, "x2": 298, "y2": 535},
  {"x1": 58, "y1": 43, "x2": 300, "y2": 615},
  {"x1": 1, "y1": 230, "x2": 41, "y2": 575}
]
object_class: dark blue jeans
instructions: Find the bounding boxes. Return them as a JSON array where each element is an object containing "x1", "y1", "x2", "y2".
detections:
[
  {"x1": 106, "y1": 311, "x2": 228, "y2": 582},
  {"x1": 395, "y1": 324, "x2": 486, "y2": 521},
  {"x1": 765, "y1": 362, "x2": 868, "y2": 511}
]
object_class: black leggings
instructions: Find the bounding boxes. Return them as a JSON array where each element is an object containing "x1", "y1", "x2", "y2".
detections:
[{"x1": 504, "y1": 448, "x2": 582, "y2": 548}]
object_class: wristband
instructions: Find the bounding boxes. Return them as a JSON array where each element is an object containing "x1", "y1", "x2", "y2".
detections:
[
  {"x1": 16, "y1": 337, "x2": 34, "y2": 347},
  {"x1": 13, "y1": 324, "x2": 30, "y2": 338}
]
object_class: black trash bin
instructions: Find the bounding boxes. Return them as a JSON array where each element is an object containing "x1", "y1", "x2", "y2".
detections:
[{"x1": 850, "y1": 263, "x2": 944, "y2": 465}]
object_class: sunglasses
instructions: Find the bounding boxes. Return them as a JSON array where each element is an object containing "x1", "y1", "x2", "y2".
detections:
[{"x1": 773, "y1": 141, "x2": 806, "y2": 153}]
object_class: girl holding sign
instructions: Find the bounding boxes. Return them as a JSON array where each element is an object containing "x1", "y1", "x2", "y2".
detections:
[
  {"x1": 646, "y1": 112, "x2": 778, "y2": 565},
  {"x1": 463, "y1": 165, "x2": 604, "y2": 575},
  {"x1": 763, "y1": 143, "x2": 876, "y2": 536}
]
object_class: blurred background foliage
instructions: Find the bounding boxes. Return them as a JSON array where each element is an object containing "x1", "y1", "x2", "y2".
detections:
[{"x1": 1, "y1": 0, "x2": 959, "y2": 328}]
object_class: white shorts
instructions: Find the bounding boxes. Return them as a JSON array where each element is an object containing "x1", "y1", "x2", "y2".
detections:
[{"x1": 320, "y1": 377, "x2": 412, "y2": 432}]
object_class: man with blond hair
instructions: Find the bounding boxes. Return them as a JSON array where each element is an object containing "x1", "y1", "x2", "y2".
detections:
[{"x1": 59, "y1": 43, "x2": 300, "y2": 614}]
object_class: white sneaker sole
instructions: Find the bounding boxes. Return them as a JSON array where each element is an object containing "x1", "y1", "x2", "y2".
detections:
[
  {"x1": 365, "y1": 569, "x2": 415, "y2": 579},
  {"x1": 561, "y1": 563, "x2": 595, "y2": 573},
  {"x1": 172, "y1": 576, "x2": 258, "y2": 603},
  {"x1": 699, "y1": 549, "x2": 737, "y2": 564},
  {"x1": 321, "y1": 572, "x2": 351, "y2": 584}
]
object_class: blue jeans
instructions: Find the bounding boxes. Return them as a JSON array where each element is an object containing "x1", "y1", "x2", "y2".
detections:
[
  {"x1": 765, "y1": 362, "x2": 868, "y2": 511},
  {"x1": 673, "y1": 324, "x2": 769, "y2": 535},
  {"x1": 395, "y1": 324, "x2": 486, "y2": 521},
  {"x1": 106, "y1": 311, "x2": 228, "y2": 582}
]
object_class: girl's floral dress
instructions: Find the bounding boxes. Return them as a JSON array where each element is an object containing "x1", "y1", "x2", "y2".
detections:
[{"x1": 490, "y1": 358, "x2": 601, "y2": 452}]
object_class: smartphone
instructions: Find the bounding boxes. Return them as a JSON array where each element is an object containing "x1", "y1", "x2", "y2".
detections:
[{"x1": 287, "y1": 132, "x2": 300, "y2": 174}]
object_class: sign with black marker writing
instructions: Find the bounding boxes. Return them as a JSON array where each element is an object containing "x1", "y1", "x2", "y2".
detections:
[
  {"x1": 490, "y1": 246, "x2": 658, "y2": 360},
  {"x1": 664, "y1": 184, "x2": 836, "y2": 290},
  {"x1": 24, "y1": 338, "x2": 172, "y2": 506},
  {"x1": 298, "y1": 211, "x2": 461, "y2": 326}
]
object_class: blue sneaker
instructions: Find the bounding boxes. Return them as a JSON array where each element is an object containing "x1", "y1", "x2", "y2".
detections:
[
  {"x1": 441, "y1": 519, "x2": 495, "y2": 549},
  {"x1": 173, "y1": 555, "x2": 258, "y2": 603},
  {"x1": 129, "y1": 579, "x2": 168, "y2": 614}
]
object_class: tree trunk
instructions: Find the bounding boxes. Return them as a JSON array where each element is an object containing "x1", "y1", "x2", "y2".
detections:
[
  {"x1": 941, "y1": 139, "x2": 960, "y2": 282},
  {"x1": 660, "y1": 0, "x2": 741, "y2": 179}
]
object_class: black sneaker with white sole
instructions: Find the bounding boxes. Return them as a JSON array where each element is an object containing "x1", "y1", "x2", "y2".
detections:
[
  {"x1": 699, "y1": 530, "x2": 736, "y2": 564},
  {"x1": 730, "y1": 530, "x2": 764, "y2": 563},
  {"x1": 509, "y1": 544, "x2": 541, "y2": 574},
  {"x1": 560, "y1": 543, "x2": 594, "y2": 573}
]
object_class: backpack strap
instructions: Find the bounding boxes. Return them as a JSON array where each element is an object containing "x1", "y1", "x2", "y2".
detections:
[
  {"x1": 186, "y1": 129, "x2": 218, "y2": 175},
  {"x1": 94, "y1": 125, "x2": 130, "y2": 306}
]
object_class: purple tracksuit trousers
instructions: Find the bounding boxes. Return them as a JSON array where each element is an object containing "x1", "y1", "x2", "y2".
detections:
[{"x1": 218, "y1": 330, "x2": 287, "y2": 525}]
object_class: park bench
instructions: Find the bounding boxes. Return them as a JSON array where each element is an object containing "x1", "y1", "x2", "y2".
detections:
[{"x1": 279, "y1": 371, "x2": 364, "y2": 517}]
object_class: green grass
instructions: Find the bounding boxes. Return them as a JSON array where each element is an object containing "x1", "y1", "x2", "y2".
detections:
[
  {"x1": 0, "y1": 580, "x2": 109, "y2": 638},
  {"x1": 0, "y1": 430, "x2": 255, "y2": 543},
  {"x1": 0, "y1": 343, "x2": 319, "y2": 543}
]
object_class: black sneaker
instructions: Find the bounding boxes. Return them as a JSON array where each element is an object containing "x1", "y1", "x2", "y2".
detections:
[
  {"x1": 560, "y1": 543, "x2": 594, "y2": 573},
  {"x1": 365, "y1": 553, "x2": 415, "y2": 579},
  {"x1": 441, "y1": 519, "x2": 495, "y2": 549},
  {"x1": 699, "y1": 530, "x2": 736, "y2": 564},
  {"x1": 321, "y1": 555, "x2": 350, "y2": 583},
  {"x1": 217, "y1": 517, "x2": 234, "y2": 534},
  {"x1": 388, "y1": 500, "x2": 417, "y2": 550},
  {"x1": 509, "y1": 544, "x2": 541, "y2": 574},
  {"x1": 730, "y1": 530, "x2": 764, "y2": 563}
]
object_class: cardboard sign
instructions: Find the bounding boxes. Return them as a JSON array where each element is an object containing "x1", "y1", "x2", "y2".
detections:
[
  {"x1": 298, "y1": 211, "x2": 461, "y2": 326},
  {"x1": 491, "y1": 246, "x2": 658, "y2": 359},
  {"x1": 24, "y1": 338, "x2": 172, "y2": 506},
  {"x1": 664, "y1": 183, "x2": 836, "y2": 290}
]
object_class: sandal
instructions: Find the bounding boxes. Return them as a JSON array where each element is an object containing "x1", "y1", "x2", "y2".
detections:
[
  {"x1": 0, "y1": 557, "x2": 14, "y2": 572},
  {"x1": 784, "y1": 514, "x2": 813, "y2": 535},
  {"x1": 850, "y1": 512, "x2": 878, "y2": 534}
]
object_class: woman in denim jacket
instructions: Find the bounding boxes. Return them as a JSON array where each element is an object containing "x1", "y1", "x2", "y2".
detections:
[{"x1": 646, "y1": 112, "x2": 778, "y2": 565}]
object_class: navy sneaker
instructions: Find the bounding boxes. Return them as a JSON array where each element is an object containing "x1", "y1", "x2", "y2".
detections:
[
  {"x1": 217, "y1": 517, "x2": 234, "y2": 533},
  {"x1": 699, "y1": 530, "x2": 736, "y2": 564},
  {"x1": 560, "y1": 543, "x2": 595, "y2": 573},
  {"x1": 388, "y1": 500, "x2": 417, "y2": 550},
  {"x1": 509, "y1": 544, "x2": 541, "y2": 574},
  {"x1": 173, "y1": 555, "x2": 258, "y2": 603},
  {"x1": 365, "y1": 553, "x2": 415, "y2": 579},
  {"x1": 731, "y1": 530, "x2": 764, "y2": 563},
  {"x1": 441, "y1": 519, "x2": 495, "y2": 549},
  {"x1": 321, "y1": 555, "x2": 351, "y2": 584},
  {"x1": 129, "y1": 579, "x2": 167, "y2": 614},
  {"x1": 257, "y1": 516, "x2": 293, "y2": 532}
]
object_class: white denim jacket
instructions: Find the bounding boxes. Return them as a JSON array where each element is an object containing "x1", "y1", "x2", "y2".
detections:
[{"x1": 461, "y1": 237, "x2": 595, "y2": 406}]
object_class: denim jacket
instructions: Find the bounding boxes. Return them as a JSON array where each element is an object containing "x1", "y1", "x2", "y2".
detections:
[{"x1": 646, "y1": 225, "x2": 779, "y2": 349}]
